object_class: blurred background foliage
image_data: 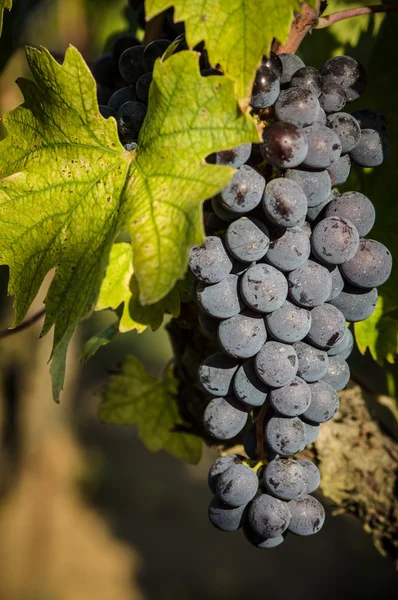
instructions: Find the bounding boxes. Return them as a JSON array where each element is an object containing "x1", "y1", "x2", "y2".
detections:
[{"x1": 0, "y1": 1, "x2": 397, "y2": 599}]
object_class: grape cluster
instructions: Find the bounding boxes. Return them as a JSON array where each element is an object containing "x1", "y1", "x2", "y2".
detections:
[
  {"x1": 190, "y1": 52, "x2": 392, "y2": 549},
  {"x1": 93, "y1": 30, "x2": 210, "y2": 148}
]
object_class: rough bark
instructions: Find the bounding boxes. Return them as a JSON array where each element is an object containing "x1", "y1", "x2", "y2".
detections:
[{"x1": 167, "y1": 302, "x2": 398, "y2": 567}]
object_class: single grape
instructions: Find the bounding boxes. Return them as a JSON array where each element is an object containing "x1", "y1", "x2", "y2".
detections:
[
  {"x1": 213, "y1": 143, "x2": 252, "y2": 168},
  {"x1": 263, "y1": 53, "x2": 283, "y2": 78},
  {"x1": 243, "y1": 525, "x2": 285, "y2": 549},
  {"x1": 225, "y1": 218, "x2": 270, "y2": 262},
  {"x1": 197, "y1": 274, "x2": 243, "y2": 319},
  {"x1": 321, "y1": 356, "x2": 350, "y2": 391},
  {"x1": 315, "y1": 107, "x2": 327, "y2": 126},
  {"x1": 211, "y1": 195, "x2": 237, "y2": 221},
  {"x1": 118, "y1": 45, "x2": 145, "y2": 84},
  {"x1": 306, "y1": 304, "x2": 346, "y2": 349},
  {"x1": 251, "y1": 64, "x2": 281, "y2": 109},
  {"x1": 275, "y1": 87, "x2": 320, "y2": 128},
  {"x1": 241, "y1": 263, "x2": 288, "y2": 313},
  {"x1": 99, "y1": 105, "x2": 116, "y2": 119},
  {"x1": 108, "y1": 86, "x2": 137, "y2": 110},
  {"x1": 136, "y1": 72, "x2": 153, "y2": 103},
  {"x1": 208, "y1": 496, "x2": 248, "y2": 532},
  {"x1": 220, "y1": 165, "x2": 265, "y2": 213},
  {"x1": 203, "y1": 396, "x2": 248, "y2": 440},
  {"x1": 288, "y1": 495, "x2": 325, "y2": 536},
  {"x1": 321, "y1": 55, "x2": 367, "y2": 102},
  {"x1": 311, "y1": 216, "x2": 360, "y2": 265},
  {"x1": 112, "y1": 33, "x2": 140, "y2": 61},
  {"x1": 266, "y1": 301, "x2": 312, "y2": 343},
  {"x1": 287, "y1": 260, "x2": 333, "y2": 307},
  {"x1": 351, "y1": 108, "x2": 387, "y2": 134},
  {"x1": 326, "y1": 112, "x2": 361, "y2": 153},
  {"x1": 249, "y1": 494, "x2": 291, "y2": 537},
  {"x1": 324, "y1": 191, "x2": 375, "y2": 237},
  {"x1": 216, "y1": 463, "x2": 259, "y2": 507},
  {"x1": 233, "y1": 359, "x2": 269, "y2": 407},
  {"x1": 349, "y1": 128, "x2": 389, "y2": 167},
  {"x1": 264, "y1": 457, "x2": 308, "y2": 500},
  {"x1": 285, "y1": 168, "x2": 331, "y2": 207},
  {"x1": 268, "y1": 377, "x2": 311, "y2": 417},
  {"x1": 265, "y1": 414, "x2": 307, "y2": 455},
  {"x1": 329, "y1": 284, "x2": 378, "y2": 322},
  {"x1": 303, "y1": 381, "x2": 339, "y2": 423},
  {"x1": 301, "y1": 418, "x2": 320, "y2": 444},
  {"x1": 306, "y1": 189, "x2": 338, "y2": 224},
  {"x1": 265, "y1": 226, "x2": 310, "y2": 272},
  {"x1": 319, "y1": 82, "x2": 346, "y2": 113},
  {"x1": 296, "y1": 459, "x2": 321, "y2": 494},
  {"x1": 262, "y1": 178, "x2": 307, "y2": 228},
  {"x1": 279, "y1": 53, "x2": 305, "y2": 85},
  {"x1": 256, "y1": 342, "x2": 298, "y2": 388},
  {"x1": 290, "y1": 66, "x2": 322, "y2": 97},
  {"x1": 189, "y1": 236, "x2": 232, "y2": 284},
  {"x1": 327, "y1": 153, "x2": 351, "y2": 186},
  {"x1": 143, "y1": 39, "x2": 171, "y2": 71},
  {"x1": 325, "y1": 264, "x2": 345, "y2": 301},
  {"x1": 198, "y1": 353, "x2": 239, "y2": 396},
  {"x1": 93, "y1": 53, "x2": 118, "y2": 87},
  {"x1": 208, "y1": 454, "x2": 240, "y2": 493},
  {"x1": 340, "y1": 239, "x2": 392, "y2": 288},
  {"x1": 261, "y1": 122, "x2": 308, "y2": 169},
  {"x1": 303, "y1": 125, "x2": 342, "y2": 169},
  {"x1": 293, "y1": 341, "x2": 329, "y2": 383},
  {"x1": 198, "y1": 309, "x2": 220, "y2": 338},
  {"x1": 329, "y1": 328, "x2": 354, "y2": 361},
  {"x1": 218, "y1": 311, "x2": 267, "y2": 359},
  {"x1": 116, "y1": 100, "x2": 147, "y2": 142}
]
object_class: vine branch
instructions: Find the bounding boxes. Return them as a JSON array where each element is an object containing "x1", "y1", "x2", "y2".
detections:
[
  {"x1": 0, "y1": 308, "x2": 45, "y2": 339},
  {"x1": 316, "y1": 5, "x2": 398, "y2": 29}
]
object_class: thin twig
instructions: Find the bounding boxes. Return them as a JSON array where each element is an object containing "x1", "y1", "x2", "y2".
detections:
[
  {"x1": 0, "y1": 308, "x2": 45, "y2": 339},
  {"x1": 316, "y1": 4, "x2": 398, "y2": 29}
]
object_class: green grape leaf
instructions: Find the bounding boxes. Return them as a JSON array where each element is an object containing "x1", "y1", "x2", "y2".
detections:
[
  {"x1": 99, "y1": 355, "x2": 202, "y2": 463},
  {"x1": 82, "y1": 318, "x2": 120, "y2": 364},
  {"x1": 0, "y1": 45, "x2": 257, "y2": 400},
  {"x1": 146, "y1": 0, "x2": 318, "y2": 105},
  {"x1": 355, "y1": 298, "x2": 398, "y2": 366},
  {"x1": 96, "y1": 241, "x2": 180, "y2": 334},
  {"x1": 0, "y1": 0, "x2": 12, "y2": 34}
]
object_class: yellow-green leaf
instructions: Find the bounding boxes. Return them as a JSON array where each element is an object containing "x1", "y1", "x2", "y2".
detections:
[
  {"x1": 146, "y1": 0, "x2": 318, "y2": 105},
  {"x1": 355, "y1": 297, "x2": 398, "y2": 366},
  {"x1": 96, "y1": 241, "x2": 180, "y2": 333},
  {"x1": 0, "y1": 0, "x2": 11, "y2": 35},
  {"x1": 99, "y1": 355, "x2": 202, "y2": 463},
  {"x1": 0, "y1": 46, "x2": 257, "y2": 399}
]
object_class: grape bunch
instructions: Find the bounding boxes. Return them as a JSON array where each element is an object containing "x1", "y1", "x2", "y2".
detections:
[
  {"x1": 93, "y1": 31, "x2": 208, "y2": 148},
  {"x1": 189, "y1": 52, "x2": 392, "y2": 549}
]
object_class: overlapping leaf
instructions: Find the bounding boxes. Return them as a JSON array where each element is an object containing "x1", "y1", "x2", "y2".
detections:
[
  {"x1": 99, "y1": 355, "x2": 202, "y2": 463},
  {"x1": 0, "y1": 0, "x2": 11, "y2": 35},
  {"x1": 146, "y1": 0, "x2": 318, "y2": 105},
  {"x1": 92, "y1": 241, "x2": 180, "y2": 335},
  {"x1": 0, "y1": 45, "x2": 257, "y2": 399}
]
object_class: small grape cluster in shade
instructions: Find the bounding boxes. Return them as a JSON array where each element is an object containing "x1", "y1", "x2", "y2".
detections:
[
  {"x1": 92, "y1": 31, "x2": 213, "y2": 148},
  {"x1": 190, "y1": 52, "x2": 392, "y2": 549}
]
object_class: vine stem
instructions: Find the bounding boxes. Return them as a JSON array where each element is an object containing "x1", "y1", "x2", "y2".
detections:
[
  {"x1": 0, "y1": 308, "x2": 45, "y2": 339},
  {"x1": 316, "y1": 5, "x2": 398, "y2": 29},
  {"x1": 273, "y1": 2, "x2": 398, "y2": 54}
]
